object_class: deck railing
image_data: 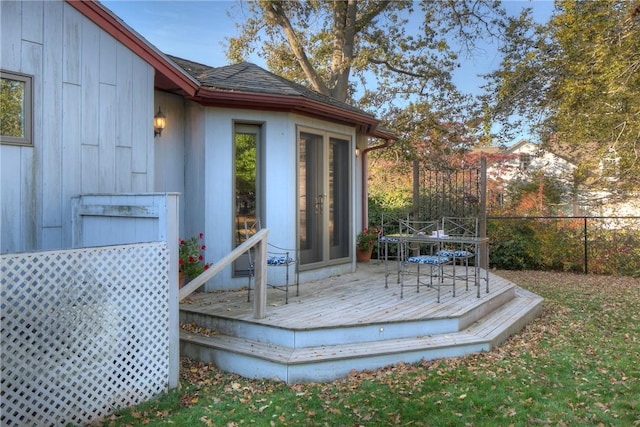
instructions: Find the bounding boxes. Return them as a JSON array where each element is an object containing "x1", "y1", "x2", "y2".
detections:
[{"x1": 179, "y1": 228, "x2": 270, "y2": 319}]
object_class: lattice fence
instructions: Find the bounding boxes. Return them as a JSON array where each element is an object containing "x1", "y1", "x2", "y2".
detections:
[{"x1": 1, "y1": 242, "x2": 170, "y2": 426}]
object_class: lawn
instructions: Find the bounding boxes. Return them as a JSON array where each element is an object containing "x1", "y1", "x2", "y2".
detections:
[{"x1": 98, "y1": 271, "x2": 639, "y2": 426}]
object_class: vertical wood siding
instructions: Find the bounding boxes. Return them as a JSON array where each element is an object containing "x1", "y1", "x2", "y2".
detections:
[{"x1": 0, "y1": 0, "x2": 155, "y2": 253}]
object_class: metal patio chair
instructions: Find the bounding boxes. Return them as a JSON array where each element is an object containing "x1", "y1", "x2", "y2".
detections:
[
  {"x1": 244, "y1": 219, "x2": 299, "y2": 304},
  {"x1": 438, "y1": 216, "x2": 479, "y2": 292},
  {"x1": 398, "y1": 219, "x2": 452, "y2": 301},
  {"x1": 377, "y1": 212, "x2": 405, "y2": 262},
  {"x1": 379, "y1": 213, "x2": 409, "y2": 288}
]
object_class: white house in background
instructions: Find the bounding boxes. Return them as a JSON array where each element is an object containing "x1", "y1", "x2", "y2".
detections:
[
  {"x1": 474, "y1": 139, "x2": 577, "y2": 213},
  {"x1": 488, "y1": 139, "x2": 575, "y2": 184},
  {"x1": 0, "y1": 0, "x2": 394, "y2": 289},
  {"x1": 476, "y1": 140, "x2": 640, "y2": 216}
]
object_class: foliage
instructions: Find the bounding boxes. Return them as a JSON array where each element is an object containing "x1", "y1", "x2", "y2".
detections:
[
  {"x1": 381, "y1": 99, "x2": 484, "y2": 168},
  {"x1": 227, "y1": 1, "x2": 507, "y2": 107},
  {"x1": 485, "y1": 0, "x2": 640, "y2": 197},
  {"x1": 488, "y1": 217, "x2": 640, "y2": 277},
  {"x1": 226, "y1": 0, "x2": 509, "y2": 164},
  {"x1": 367, "y1": 151, "x2": 413, "y2": 217},
  {"x1": 98, "y1": 271, "x2": 640, "y2": 426},
  {"x1": 356, "y1": 227, "x2": 380, "y2": 252},
  {"x1": 488, "y1": 219, "x2": 542, "y2": 270},
  {"x1": 179, "y1": 234, "x2": 210, "y2": 278},
  {"x1": 502, "y1": 172, "x2": 571, "y2": 216},
  {"x1": 234, "y1": 132, "x2": 257, "y2": 196},
  {"x1": 0, "y1": 77, "x2": 24, "y2": 137}
]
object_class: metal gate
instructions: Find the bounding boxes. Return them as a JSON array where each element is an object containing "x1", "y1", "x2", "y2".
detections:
[
  {"x1": 412, "y1": 158, "x2": 488, "y2": 268},
  {"x1": 413, "y1": 159, "x2": 486, "y2": 222}
]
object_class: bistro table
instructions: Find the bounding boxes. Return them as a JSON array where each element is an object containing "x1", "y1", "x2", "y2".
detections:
[{"x1": 384, "y1": 233, "x2": 489, "y2": 298}]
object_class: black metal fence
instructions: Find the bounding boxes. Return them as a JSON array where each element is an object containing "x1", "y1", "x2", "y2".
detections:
[
  {"x1": 487, "y1": 216, "x2": 640, "y2": 277},
  {"x1": 368, "y1": 158, "x2": 639, "y2": 277}
]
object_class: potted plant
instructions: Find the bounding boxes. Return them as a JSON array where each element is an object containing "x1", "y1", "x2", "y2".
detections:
[
  {"x1": 356, "y1": 226, "x2": 380, "y2": 262},
  {"x1": 178, "y1": 233, "x2": 210, "y2": 287}
]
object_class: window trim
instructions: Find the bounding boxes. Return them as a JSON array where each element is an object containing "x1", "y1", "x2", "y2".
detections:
[
  {"x1": 1, "y1": 70, "x2": 33, "y2": 146},
  {"x1": 519, "y1": 153, "x2": 532, "y2": 171}
]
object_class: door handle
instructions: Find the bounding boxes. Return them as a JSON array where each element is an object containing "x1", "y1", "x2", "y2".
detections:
[{"x1": 315, "y1": 194, "x2": 326, "y2": 214}]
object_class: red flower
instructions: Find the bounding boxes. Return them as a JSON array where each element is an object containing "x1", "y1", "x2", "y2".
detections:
[{"x1": 179, "y1": 233, "x2": 209, "y2": 278}]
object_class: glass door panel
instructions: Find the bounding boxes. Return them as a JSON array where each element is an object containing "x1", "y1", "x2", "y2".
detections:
[
  {"x1": 329, "y1": 137, "x2": 350, "y2": 259},
  {"x1": 298, "y1": 132, "x2": 324, "y2": 265},
  {"x1": 234, "y1": 124, "x2": 260, "y2": 276}
]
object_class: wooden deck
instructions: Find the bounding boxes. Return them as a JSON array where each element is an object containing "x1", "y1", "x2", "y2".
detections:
[
  {"x1": 179, "y1": 261, "x2": 543, "y2": 383},
  {"x1": 181, "y1": 262, "x2": 509, "y2": 327}
]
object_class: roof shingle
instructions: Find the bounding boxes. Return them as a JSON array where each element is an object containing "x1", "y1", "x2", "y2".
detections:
[{"x1": 167, "y1": 56, "x2": 374, "y2": 118}]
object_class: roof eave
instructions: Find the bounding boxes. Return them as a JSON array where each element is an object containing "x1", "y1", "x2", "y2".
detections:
[
  {"x1": 195, "y1": 88, "x2": 382, "y2": 135},
  {"x1": 68, "y1": 0, "x2": 199, "y2": 96}
]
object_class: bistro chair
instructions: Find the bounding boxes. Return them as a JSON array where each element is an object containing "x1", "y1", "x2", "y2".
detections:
[
  {"x1": 244, "y1": 219, "x2": 299, "y2": 304},
  {"x1": 377, "y1": 212, "x2": 405, "y2": 262},
  {"x1": 438, "y1": 216, "x2": 479, "y2": 292},
  {"x1": 380, "y1": 213, "x2": 408, "y2": 288},
  {"x1": 398, "y1": 219, "x2": 452, "y2": 301}
]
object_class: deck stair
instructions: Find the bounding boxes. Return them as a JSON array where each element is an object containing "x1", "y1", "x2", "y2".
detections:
[{"x1": 179, "y1": 266, "x2": 542, "y2": 383}]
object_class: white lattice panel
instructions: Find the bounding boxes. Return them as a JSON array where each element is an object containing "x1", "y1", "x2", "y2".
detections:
[{"x1": 1, "y1": 242, "x2": 170, "y2": 426}]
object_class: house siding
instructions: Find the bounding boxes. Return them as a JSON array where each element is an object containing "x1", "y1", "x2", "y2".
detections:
[
  {"x1": 1, "y1": 0, "x2": 155, "y2": 253},
  {"x1": 184, "y1": 108, "x2": 357, "y2": 290}
]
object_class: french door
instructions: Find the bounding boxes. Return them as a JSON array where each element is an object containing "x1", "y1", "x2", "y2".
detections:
[{"x1": 298, "y1": 129, "x2": 351, "y2": 266}]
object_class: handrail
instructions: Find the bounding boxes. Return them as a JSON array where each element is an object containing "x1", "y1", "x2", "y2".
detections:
[{"x1": 178, "y1": 228, "x2": 270, "y2": 319}]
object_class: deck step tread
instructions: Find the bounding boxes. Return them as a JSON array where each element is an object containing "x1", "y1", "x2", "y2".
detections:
[
  {"x1": 180, "y1": 291, "x2": 541, "y2": 365},
  {"x1": 180, "y1": 330, "x2": 483, "y2": 365},
  {"x1": 464, "y1": 290, "x2": 543, "y2": 343}
]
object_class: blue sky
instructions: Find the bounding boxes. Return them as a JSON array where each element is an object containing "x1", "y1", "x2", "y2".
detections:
[{"x1": 102, "y1": 0, "x2": 555, "y2": 98}]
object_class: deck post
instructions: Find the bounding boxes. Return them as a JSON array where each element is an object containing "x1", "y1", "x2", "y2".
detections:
[
  {"x1": 479, "y1": 157, "x2": 488, "y2": 270},
  {"x1": 253, "y1": 236, "x2": 268, "y2": 319}
]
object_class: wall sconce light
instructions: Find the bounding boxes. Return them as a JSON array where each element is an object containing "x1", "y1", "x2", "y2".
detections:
[
  {"x1": 154, "y1": 107, "x2": 166, "y2": 137},
  {"x1": 355, "y1": 147, "x2": 361, "y2": 157}
]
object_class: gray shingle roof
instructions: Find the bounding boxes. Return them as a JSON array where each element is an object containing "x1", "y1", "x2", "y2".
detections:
[{"x1": 167, "y1": 55, "x2": 374, "y2": 118}]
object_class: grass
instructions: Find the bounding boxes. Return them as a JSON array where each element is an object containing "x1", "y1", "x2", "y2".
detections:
[{"x1": 97, "y1": 271, "x2": 639, "y2": 426}]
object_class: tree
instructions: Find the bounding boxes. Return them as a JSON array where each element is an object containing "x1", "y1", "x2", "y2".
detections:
[
  {"x1": 503, "y1": 173, "x2": 570, "y2": 216},
  {"x1": 227, "y1": 0, "x2": 514, "y2": 212},
  {"x1": 485, "y1": 0, "x2": 640, "y2": 197},
  {"x1": 227, "y1": 0, "x2": 507, "y2": 113}
]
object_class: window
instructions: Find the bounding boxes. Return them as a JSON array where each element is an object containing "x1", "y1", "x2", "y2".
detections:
[
  {"x1": 519, "y1": 153, "x2": 532, "y2": 171},
  {"x1": 1, "y1": 71, "x2": 32, "y2": 146},
  {"x1": 233, "y1": 123, "x2": 262, "y2": 277}
]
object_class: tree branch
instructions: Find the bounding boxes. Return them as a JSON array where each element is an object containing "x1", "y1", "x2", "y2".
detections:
[{"x1": 264, "y1": 1, "x2": 331, "y2": 95}]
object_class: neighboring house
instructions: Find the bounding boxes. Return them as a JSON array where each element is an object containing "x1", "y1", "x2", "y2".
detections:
[
  {"x1": 475, "y1": 140, "x2": 640, "y2": 217},
  {"x1": 474, "y1": 140, "x2": 577, "y2": 213},
  {"x1": 487, "y1": 139, "x2": 575, "y2": 184},
  {"x1": 0, "y1": 0, "x2": 394, "y2": 289}
]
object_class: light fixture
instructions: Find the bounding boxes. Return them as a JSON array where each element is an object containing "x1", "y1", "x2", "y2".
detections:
[
  {"x1": 154, "y1": 107, "x2": 166, "y2": 137},
  {"x1": 355, "y1": 147, "x2": 361, "y2": 157}
]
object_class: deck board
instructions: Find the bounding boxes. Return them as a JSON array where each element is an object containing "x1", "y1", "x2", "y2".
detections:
[{"x1": 181, "y1": 262, "x2": 515, "y2": 330}]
